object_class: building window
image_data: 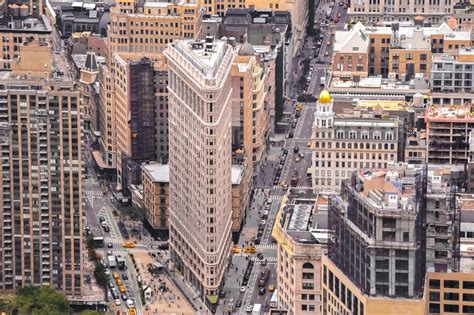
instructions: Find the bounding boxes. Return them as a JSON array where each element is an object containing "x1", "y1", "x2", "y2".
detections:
[
  {"x1": 444, "y1": 304, "x2": 459, "y2": 313},
  {"x1": 429, "y1": 303, "x2": 440, "y2": 313},
  {"x1": 302, "y1": 262, "x2": 314, "y2": 269},
  {"x1": 303, "y1": 272, "x2": 314, "y2": 280},
  {"x1": 444, "y1": 292, "x2": 459, "y2": 301},
  {"x1": 444, "y1": 280, "x2": 459, "y2": 289},
  {"x1": 303, "y1": 282, "x2": 314, "y2": 290},
  {"x1": 349, "y1": 131, "x2": 357, "y2": 139}
]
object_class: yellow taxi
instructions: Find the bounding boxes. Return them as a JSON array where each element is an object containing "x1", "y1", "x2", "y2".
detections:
[
  {"x1": 129, "y1": 308, "x2": 136, "y2": 315},
  {"x1": 244, "y1": 246, "x2": 257, "y2": 254},
  {"x1": 116, "y1": 279, "x2": 123, "y2": 287},
  {"x1": 231, "y1": 246, "x2": 240, "y2": 254},
  {"x1": 122, "y1": 241, "x2": 136, "y2": 249},
  {"x1": 112, "y1": 272, "x2": 119, "y2": 280},
  {"x1": 295, "y1": 103, "x2": 303, "y2": 111},
  {"x1": 268, "y1": 284, "x2": 276, "y2": 292},
  {"x1": 280, "y1": 180, "x2": 286, "y2": 188},
  {"x1": 119, "y1": 285, "x2": 127, "y2": 293}
]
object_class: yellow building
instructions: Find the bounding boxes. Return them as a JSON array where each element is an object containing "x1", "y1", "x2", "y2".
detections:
[{"x1": 322, "y1": 255, "x2": 425, "y2": 315}]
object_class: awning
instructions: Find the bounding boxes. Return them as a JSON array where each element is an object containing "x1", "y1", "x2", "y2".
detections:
[{"x1": 206, "y1": 295, "x2": 218, "y2": 304}]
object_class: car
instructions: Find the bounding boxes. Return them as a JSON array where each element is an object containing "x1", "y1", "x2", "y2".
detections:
[
  {"x1": 236, "y1": 300, "x2": 242, "y2": 308},
  {"x1": 260, "y1": 219, "x2": 266, "y2": 225},
  {"x1": 115, "y1": 299, "x2": 121, "y2": 306},
  {"x1": 242, "y1": 279, "x2": 248, "y2": 286},
  {"x1": 295, "y1": 155, "x2": 301, "y2": 162},
  {"x1": 111, "y1": 291, "x2": 119, "y2": 300},
  {"x1": 283, "y1": 149, "x2": 288, "y2": 156},
  {"x1": 299, "y1": 152, "x2": 305, "y2": 158},
  {"x1": 116, "y1": 279, "x2": 123, "y2": 286},
  {"x1": 245, "y1": 305, "x2": 254, "y2": 313},
  {"x1": 268, "y1": 284, "x2": 276, "y2": 292},
  {"x1": 122, "y1": 273, "x2": 128, "y2": 280},
  {"x1": 263, "y1": 210, "x2": 269, "y2": 216},
  {"x1": 121, "y1": 294, "x2": 128, "y2": 301},
  {"x1": 100, "y1": 259, "x2": 107, "y2": 268},
  {"x1": 253, "y1": 238, "x2": 261, "y2": 245},
  {"x1": 291, "y1": 121, "x2": 297, "y2": 128},
  {"x1": 103, "y1": 225, "x2": 110, "y2": 232},
  {"x1": 273, "y1": 179, "x2": 279, "y2": 186},
  {"x1": 295, "y1": 111, "x2": 300, "y2": 118},
  {"x1": 126, "y1": 299, "x2": 135, "y2": 308},
  {"x1": 219, "y1": 290, "x2": 226, "y2": 298},
  {"x1": 122, "y1": 241, "x2": 136, "y2": 249},
  {"x1": 108, "y1": 242, "x2": 113, "y2": 248},
  {"x1": 129, "y1": 308, "x2": 136, "y2": 315},
  {"x1": 257, "y1": 230, "x2": 264, "y2": 237},
  {"x1": 293, "y1": 146, "x2": 299, "y2": 153},
  {"x1": 288, "y1": 131, "x2": 294, "y2": 138},
  {"x1": 257, "y1": 253, "x2": 264, "y2": 260},
  {"x1": 240, "y1": 286, "x2": 246, "y2": 293},
  {"x1": 261, "y1": 259, "x2": 267, "y2": 266},
  {"x1": 99, "y1": 216, "x2": 105, "y2": 222},
  {"x1": 105, "y1": 269, "x2": 110, "y2": 276},
  {"x1": 325, "y1": 51, "x2": 329, "y2": 56},
  {"x1": 113, "y1": 272, "x2": 120, "y2": 280},
  {"x1": 108, "y1": 282, "x2": 114, "y2": 289},
  {"x1": 259, "y1": 287, "x2": 266, "y2": 295}
]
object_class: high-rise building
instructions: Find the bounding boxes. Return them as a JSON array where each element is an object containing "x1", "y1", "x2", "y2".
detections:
[
  {"x1": 0, "y1": 34, "x2": 82, "y2": 295},
  {"x1": 164, "y1": 37, "x2": 234, "y2": 311},
  {"x1": 328, "y1": 163, "x2": 427, "y2": 298}
]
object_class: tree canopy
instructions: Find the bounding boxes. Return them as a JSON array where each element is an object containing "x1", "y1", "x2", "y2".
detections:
[{"x1": 10, "y1": 286, "x2": 70, "y2": 315}]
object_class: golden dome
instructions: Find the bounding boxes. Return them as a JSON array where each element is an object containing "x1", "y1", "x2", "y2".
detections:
[{"x1": 318, "y1": 90, "x2": 331, "y2": 104}]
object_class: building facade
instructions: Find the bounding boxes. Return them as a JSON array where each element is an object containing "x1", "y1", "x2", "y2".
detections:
[
  {"x1": 431, "y1": 48, "x2": 474, "y2": 94},
  {"x1": 310, "y1": 90, "x2": 400, "y2": 192},
  {"x1": 0, "y1": 53, "x2": 83, "y2": 296},
  {"x1": 164, "y1": 38, "x2": 234, "y2": 310}
]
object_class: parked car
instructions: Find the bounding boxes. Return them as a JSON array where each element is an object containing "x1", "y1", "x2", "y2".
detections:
[
  {"x1": 240, "y1": 286, "x2": 246, "y2": 293},
  {"x1": 245, "y1": 305, "x2": 253, "y2": 313},
  {"x1": 288, "y1": 131, "x2": 294, "y2": 138},
  {"x1": 293, "y1": 146, "x2": 299, "y2": 153},
  {"x1": 259, "y1": 288, "x2": 266, "y2": 295},
  {"x1": 236, "y1": 300, "x2": 242, "y2": 308}
]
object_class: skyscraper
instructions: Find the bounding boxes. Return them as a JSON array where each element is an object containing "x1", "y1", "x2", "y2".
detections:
[
  {"x1": 0, "y1": 36, "x2": 82, "y2": 295},
  {"x1": 164, "y1": 37, "x2": 234, "y2": 309}
]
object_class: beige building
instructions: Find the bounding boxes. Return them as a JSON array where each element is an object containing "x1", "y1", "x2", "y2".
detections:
[
  {"x1": 164, "y1": 38, "x2": 234, "y2": 311},
  {"x1": 273, "y1": 194, "x2": 330, "y2": 314},
  {"x1": 310, "y1": 90, "x2": 400, "y2": 192},
  {"x1": 231, "y1": 161, "x2": 252, "y2": 237},
  {"x1": 97, "y1": 0, "x2": 202, "y2": 171},
  {"x1": 0, "y1": 35, "x2": 83, "y2": 296},
  {"x1": 141, "y1": 163, "x2": 169, "y2": 237},
  {"x1": 349, "y1": 0, "x2": 455, "y2": 24}
]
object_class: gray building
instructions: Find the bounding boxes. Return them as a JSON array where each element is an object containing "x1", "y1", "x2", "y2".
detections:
[{"x1": 431, "y1": 49, "x2": 474, "y2": 94}]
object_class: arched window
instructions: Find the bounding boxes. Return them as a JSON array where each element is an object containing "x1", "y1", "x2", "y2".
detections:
[
  {"x1": 378, "y1": 143, "x2": 382, "y2": 150},
  {"x1": 302, "y1": 262, "x2": 314, "y2": 269},
  {"x1": 336, "y1": 142, "x2": 340, "y2": 149},
  {"x1": 354, "y1": 143, "x2": 358, "y2": 149},
  {"x1": 390, "y1": 144, "x2": 395, "y2": 150},
  {"x1": 366, "y1": 143, "x2": 370, "y2": 149},
  {"x1": 384, "y1": 143, "x2": 389, "y2": 150}
]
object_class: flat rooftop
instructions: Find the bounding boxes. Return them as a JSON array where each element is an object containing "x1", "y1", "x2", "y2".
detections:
[
  {"x1": 0, "y1": 15, "x2": 52, "y2": 33},
  {"x1": 142, "y1": 163, "x2": 169, "y2": 183},
  {"x1": 426, "y1": 105, "x2": 474, "y2": 122},
  {"x1": 231, "y1": 165, "x2": 243, "y2": 185},
  {"x1": 173, "y1": 38, "x2": 228, "y2": 78}
]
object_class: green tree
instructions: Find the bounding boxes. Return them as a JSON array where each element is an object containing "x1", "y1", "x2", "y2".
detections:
[
  {"x1": 86, "y1": 234, "x2": 96, "y2": 250},
  {"x1": 10, "y1": 286, "x2": 70, "y2": 315},
  {"x1": 80, "y1": 310, "x2": 103, "y2": 315},
  {"x1": 94, "y1": 262, "x2": 109, "y2": 302}
]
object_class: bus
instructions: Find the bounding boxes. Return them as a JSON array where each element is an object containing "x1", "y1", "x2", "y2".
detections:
[
  {"x1": 270, "y1": 290, "x2": 278, "y2": 308},
  {"x1": 258, "y1": 268, "x2": 270, "y2": 287}
]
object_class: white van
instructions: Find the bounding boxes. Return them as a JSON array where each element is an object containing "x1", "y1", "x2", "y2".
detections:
[{"x1": 320, "y1": 76, "x2": 326, "y2": 86}]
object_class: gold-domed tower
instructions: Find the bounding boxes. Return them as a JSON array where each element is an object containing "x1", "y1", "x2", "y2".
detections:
[{"x1": 314, "y1": 90, "x2": 334, "y2": 128}]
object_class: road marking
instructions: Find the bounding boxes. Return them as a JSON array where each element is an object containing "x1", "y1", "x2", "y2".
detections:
[
  {"x1": 256, "y1": 244, "x2": 277, "y2": 250},
  {"x1": 249, "y1": 256, "x2": 277, "y2": 263}
]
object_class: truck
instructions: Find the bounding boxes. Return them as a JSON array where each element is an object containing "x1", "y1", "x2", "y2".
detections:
[
  {"x1": 107, "y1": 255, "x2": 117, "y2": 268},
  {"x1": 258, "y1": 268, "x2": 270, "y2": 287},
  {"x1": 116, "y1": 255, "x2": 126, "y2": 270},
  {"x1": 252, "y1": 303, "x2": 262, "y2": 315},
  {"x1": 320, "y1": 76, "x2": 326, "y2": 86}
]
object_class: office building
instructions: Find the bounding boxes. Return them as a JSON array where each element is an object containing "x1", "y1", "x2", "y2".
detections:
[
  {"x1": 328, "y1": 163, "x2": 427, "y2": 298},
  {"x1": 348, "y1": 0, "x2": 455, "y2": 24},
  {"x1": 231, "y1": 160, "x2": 252, "y2": 240},
  {"x1": 310, "y1": 90, "x2": 401, "y2": 192},
  {"x1": 425, "y1": 104, "x2": 473, "y2": 165},
  {"x1": 164, "y1": 37, "x2": 234, "y2": 311},
  {"x1": 96, "y1": 0, "x2": 202, "y2": 172},
  {"x1": 273, "y1": 194, "x2": 330, "y2": 314},
  {"x1": 0, "y1": 33, "x2": 82, "y2": 295}
]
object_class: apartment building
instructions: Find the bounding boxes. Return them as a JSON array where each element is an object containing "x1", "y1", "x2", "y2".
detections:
[
  {"x1": 425, "y1": 104, "x2": 474, "y2": 165},
  {"x1": 405, "y1": 129, "x2": 427, "y2": 164},
  {"x1": 332, "y1": 22, "x2": 471, "y2": 79},
  {"x1": 310, "y1": 90, "x2": 401, "y2": 192},
  {"x1": 349, "y1": 0, "x2": 455, "y2": 24},
  {"x1": 78, "y1": 52, "x2": 99, "y2": 133},
  {"x1": 273, "y1": 194, "x2": 330, "y2": 314},
  {"x1": 231, "y1": 159, "x2": 252, "y2": 240},
  {"x1": 0, "y1": 36, "x2": 83, "y2": 295},
  {"x1": 141, "y1": 163, "x2": 169, "y2": 238},
  {"x1": 431, "y1": 48, "x2": 474, "y2": 93},
  {"x1": 97, "y1": 0, "x2": 202, "y2": 171},
  {"x1": 164, "y1": 37, "x2": 234, "y2": 311}
]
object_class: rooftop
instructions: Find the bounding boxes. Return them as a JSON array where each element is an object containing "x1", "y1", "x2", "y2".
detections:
[
  {"x1": 425, "y1": 104, "x2": 474, "y2": 122},
  {"x1": 231, "y1": 165, "x2": 244, "y2": 185},
  {"x1": 0, "y1": 15, "x2": 52, "y2": 33},
  {"x1": 142, "y1": 163, "x2": 169, "y2": 183}
]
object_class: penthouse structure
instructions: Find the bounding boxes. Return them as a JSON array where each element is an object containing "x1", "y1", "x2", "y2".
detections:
[
  {"x1": 0, "y1": 31, "x2": 83, "y2": 295},
  {"x1": 431, "y1": 48, "x2": 474, "y2": 94},
  {"x1": 164, "y1": 38, "x2": 234, "y2": 311},
  {"x1": 425, "y1": 104, "x2": 474, "y2": 165}
]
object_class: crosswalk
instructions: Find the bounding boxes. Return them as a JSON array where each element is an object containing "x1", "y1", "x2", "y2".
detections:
[
  {"x1": 84, "y1": 190, "x2": 103, "y2": 197},
  {"x1": 267, "y1": 195, "x2": 283, "y2": 201},
  {"x1": 256, "y1": 244, "x2": 277, "y2": 250},
  {"x1": 105, "y1": 237, "x2": 122, "y2": 244},
  {"x1": 97, "y1": 249, "x2": 127, "y2": 256},
  {"x1": 249, "y1": 256, "x2": 277, "y2": 263}
]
